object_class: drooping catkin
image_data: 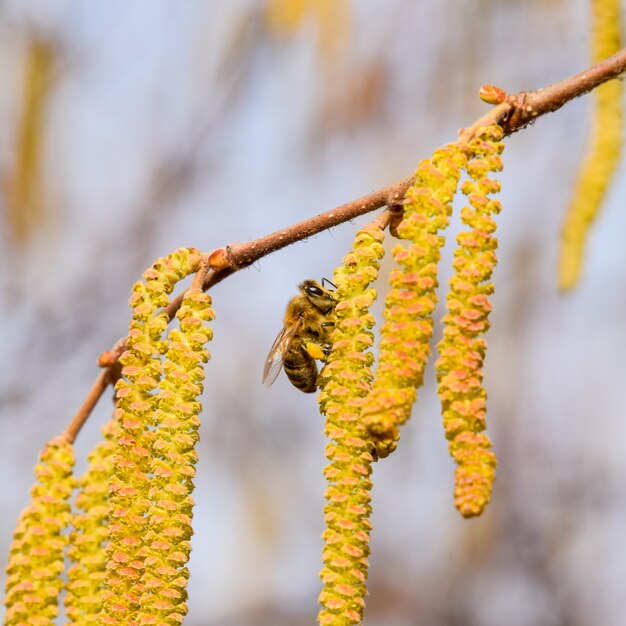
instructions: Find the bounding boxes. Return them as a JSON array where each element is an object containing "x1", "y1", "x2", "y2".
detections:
[
  {"x1": 136, "y1": 286, "x2": 214, "y2": 625},
  {"x1": 66, "y1": 419, "x2": 120, "y2": 625},
  {"x1": 4, "y1": 436, "x2": 75, "y2": 626},
  {"x1": 436, "y1": 125, "x2": 504, "y2": 518},
  {"x1": 317, "y1": 218, "x2": 385, "y2": 626},
  {"x1": 362, "y1": 145, "x2": 466, "y2": 458},
  {"x1": 5, "y1": 37, "x2": 55, "y2": 244},
  {"x1": 558, "y1": 0, "x2": 623, "y2": 290},
  {"x1": 266, "y1": 0, "x2": 349, "y2": 58},
  {"x1": 101, "y1": 247, "x2": 202, "y2": 625}
]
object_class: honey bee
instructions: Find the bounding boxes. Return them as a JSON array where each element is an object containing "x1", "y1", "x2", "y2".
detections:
[{"x1": 263, "y1": 279, "x2": 337, "y2": 393}]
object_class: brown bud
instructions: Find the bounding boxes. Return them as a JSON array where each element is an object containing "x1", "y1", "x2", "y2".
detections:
[{"x1": 207, "y1": 247, "x2": 230, "y2": 270}]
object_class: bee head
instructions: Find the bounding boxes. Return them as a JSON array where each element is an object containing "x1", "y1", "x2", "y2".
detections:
[{"x1": 299, "y1": 279, "x2": 336, "y2": 313}]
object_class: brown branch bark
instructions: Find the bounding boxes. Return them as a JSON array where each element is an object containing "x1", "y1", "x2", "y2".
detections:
[
  {"x1": 67, "y1": 48, "x2": 626, "y2": 440},
  {"x1": 501, "y1": 47, "x2": 626, "y2": 134}
]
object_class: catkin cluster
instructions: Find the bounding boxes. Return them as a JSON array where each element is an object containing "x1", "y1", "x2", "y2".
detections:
[
  {"x1": 4, "y1": 436, "x2": 75, "y2": 626},
  {"x1": 436, "y1": 125, "x2": 504, "y2": 517},
  {"x1": 138, "y1": 286, "x2": 214, "y2": 623},
  {"x1": 3, "y1": 248, "x2": 214, "y2": 626},
  {"x1": 102, "y1": 247, "x2": 213, "y2": 626},
  {"x1": 317, "y1": 219, "x2": 385, "y2": 626},
  {"x1": 362, "y1": 145, "x2": 466, "y2": 458}
]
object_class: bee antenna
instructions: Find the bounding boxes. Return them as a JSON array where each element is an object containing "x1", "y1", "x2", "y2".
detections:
[{"x1": 322, "y1": 277, "x2": 337, "y2": 290}]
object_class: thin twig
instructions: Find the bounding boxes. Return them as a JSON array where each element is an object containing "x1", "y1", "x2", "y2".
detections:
[
  {"x1": 373, "y1": 208, "x2": 393, "y2": 231},
  {"x1": 63, "y1": 371, "x2": 110, "y2": 444},
  {"x1": 63, "y1": 339, "x2": 125, "y2": 443},
  {"x1": 66, "y1": 48, "x2": 626, "y2": 440}
]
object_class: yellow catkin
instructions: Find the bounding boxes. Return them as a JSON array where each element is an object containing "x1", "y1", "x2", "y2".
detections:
[
  {"x1": 436, "y1": 125, "x2": 505, "y2": 518},
  {"x1": 137, "y1": 287, "x2": 214, "y2": 625},
  {"x1": 317, "y1": 219, "x2": 385, "y2": 626},
  {"x1": 558, "y1": 0, "x2": 623, "y2": 290},
  {"x1": 66, "y1": 419, "x2": 120, "y2": 625},
  {"x1": 266, "y1": 0, "x2": 307, "y2": 32},
  {"x1": 101, "y1": 247, "x2": 201, "y2": 626},
  {"x1": 265, "y1": 0, "x2": 349, "y2": 58},
  {"x1": 362, "y1": 145, "x2": 467, "y2": 458},
  {"x1": 5, "y1": 37, "x2": 55, "y2": 243},
  {"x1": 4, "y1": 436, "x2": 75, "y2": 626}
]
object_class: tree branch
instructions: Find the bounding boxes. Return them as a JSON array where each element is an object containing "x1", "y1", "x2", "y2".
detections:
[
  {"x1": 67, "y1": 48, "x2": 626, "y2": 440},
  {"x1": 204, "y1": 47, "x2": 626, "y2": 279},
  {"x1": 501, "y1": 46, "x2": 626, "y2": 134}
]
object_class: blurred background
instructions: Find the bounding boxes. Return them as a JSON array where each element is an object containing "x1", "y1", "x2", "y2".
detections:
[{"x1": 1, "y1": 1, "x2": 625, "y2": 625}]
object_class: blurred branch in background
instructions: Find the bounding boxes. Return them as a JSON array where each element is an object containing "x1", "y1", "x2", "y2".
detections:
[{"x1": 123, "y1": 6, "x2": 262, "y2": 273}]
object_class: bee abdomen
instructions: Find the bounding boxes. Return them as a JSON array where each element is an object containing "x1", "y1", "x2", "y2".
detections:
[{"x1": 284, "y1": 346, "x2": 318, "y2": 393}]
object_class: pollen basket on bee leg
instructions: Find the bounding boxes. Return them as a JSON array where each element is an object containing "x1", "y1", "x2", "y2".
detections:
[{"x1": 305, "y1": 342, "x2": 326, "y2": 360}]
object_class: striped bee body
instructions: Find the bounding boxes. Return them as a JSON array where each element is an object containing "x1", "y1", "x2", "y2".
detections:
[{"x1": 263, "y1": 280, "x2": 337, "y2": 393}]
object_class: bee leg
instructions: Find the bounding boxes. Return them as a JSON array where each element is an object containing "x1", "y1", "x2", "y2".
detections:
[{"x1": 320, "y1": 322, "x2": 335, "y2": 354}]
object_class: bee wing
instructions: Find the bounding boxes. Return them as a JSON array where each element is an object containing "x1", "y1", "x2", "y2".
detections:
[{"x1": 262, "y1": 321, "x2": 301, "y2": 387}]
